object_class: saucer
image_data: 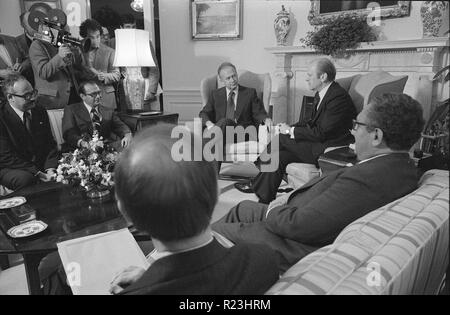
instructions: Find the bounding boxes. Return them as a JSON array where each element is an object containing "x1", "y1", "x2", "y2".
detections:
[
  {"x1": 7, "y1": 220, "x2": 48, "y2": 238},
  {"x1": 0, "y1": 197, "x2": 27, "y2": 210}
]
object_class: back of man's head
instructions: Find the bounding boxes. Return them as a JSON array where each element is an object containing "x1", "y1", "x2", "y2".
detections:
[
  {"x1": 115, "y1": 124, "x2": 218, "y2": 242},
  {"x1": 367, "y1": 93, "x2": 425, "y2": 151}
]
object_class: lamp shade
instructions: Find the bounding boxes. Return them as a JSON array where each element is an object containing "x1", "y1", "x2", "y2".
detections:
[{"x1": 113, "y1": 29, "x2": 156, "y2": 67}]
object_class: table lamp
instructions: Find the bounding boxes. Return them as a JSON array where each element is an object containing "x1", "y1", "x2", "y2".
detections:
[{"x1": 113, "y1": 29, "x2": 156, "y2": 112}]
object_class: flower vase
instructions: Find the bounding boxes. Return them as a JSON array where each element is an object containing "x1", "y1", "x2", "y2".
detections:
[
  {"x1": 274, "y1": 5, "x2": 291, "y2": 46},
  {"x1": 420, "y1": 1, "x2": 449, "y2": 38},
  {"x1": 84, "y1": 185, "x2": 111, "y2": 202}
]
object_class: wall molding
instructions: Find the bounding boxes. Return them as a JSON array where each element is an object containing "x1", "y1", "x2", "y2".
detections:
[{"x1": 163, "y1": 89, "x2": 202, "y2": 124}]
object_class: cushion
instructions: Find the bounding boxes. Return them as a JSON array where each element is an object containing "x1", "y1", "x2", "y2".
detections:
[{"x1": 267, "y1": 170, "x2": 449, "y2": 295}]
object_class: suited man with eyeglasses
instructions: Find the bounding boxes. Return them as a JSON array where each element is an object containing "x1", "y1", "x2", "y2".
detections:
[
  {"x1": 61, "y1": 80, "x2": 132, "y2": 152},
  {"x1": 0, "y1": 74, "x2": 59, "y2": 190}
]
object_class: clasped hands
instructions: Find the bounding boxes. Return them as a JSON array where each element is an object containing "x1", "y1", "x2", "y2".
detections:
[{"x1": 36, "y1": 168, "x2": 56, "y2": 182}]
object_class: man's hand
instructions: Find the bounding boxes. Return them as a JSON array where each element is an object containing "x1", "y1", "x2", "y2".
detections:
[
  {"x1": 97, "y1": 72, "x2": 106, "y2": 82},
  {"x1": 109, "y1": 266, "x2": 146, "y2": 295},
  {"x1": 144, "y1": 91, "x2": 156, "y2": 101},
  {"x1": 36, "y1": 171, "x2": 53, "y2": 182},
  {"x1": 78, "y1": 139, "x2": 89, "y2": 148},
  {"x1": 121, "y1": 133, "x2": 132, "y2": 148},
  {"x1": 58, "y1": 45, "x2": 73, "y2": 64},
  {"x1": 278, "y1": 123, "x2": 291, "y2": 135}
]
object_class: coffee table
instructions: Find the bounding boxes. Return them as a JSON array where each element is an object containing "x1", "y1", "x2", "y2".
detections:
[{"x1": 0, "y1": 182, "x2": 139, "y2": 295}]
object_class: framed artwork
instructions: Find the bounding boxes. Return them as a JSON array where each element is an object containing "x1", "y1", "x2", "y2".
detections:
[
  {"x1": 308, "y1": 1, "x2": 411, "y2": 25},
  {"x1": 20, "y1": 0, "x2": 62, "y2": 13},
  {"x1": 190, "y1": 0, "x2": 243, "y2": 40}
]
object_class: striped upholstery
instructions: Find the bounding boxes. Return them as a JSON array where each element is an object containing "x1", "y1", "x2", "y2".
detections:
[{"x1": 267, "y1": 170, "x2": 449, "y2": 295}]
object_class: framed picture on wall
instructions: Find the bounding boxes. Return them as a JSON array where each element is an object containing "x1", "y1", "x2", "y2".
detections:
[
  {"x1": 20, "y1": 0, "x2": 62, "y2": 13},
  {"x1": 190, "y1": 0, "x2": 242, "y2": 40},
  {"x1": 308, "y1": 1, "x2": 411, "y2": 25}
]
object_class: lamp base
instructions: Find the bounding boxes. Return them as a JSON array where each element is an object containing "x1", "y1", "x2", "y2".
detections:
[{"x1": 122, "y1": 67, "x2": 146, "y2": 112}]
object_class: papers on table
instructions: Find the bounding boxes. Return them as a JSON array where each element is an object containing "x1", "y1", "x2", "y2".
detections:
[{"x1": 57, "y1": 229, "x2": 150, "y2": 295}]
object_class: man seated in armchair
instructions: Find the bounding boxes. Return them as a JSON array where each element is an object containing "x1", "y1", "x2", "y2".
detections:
[
  {"x1": 213, "y1": 93, "x2": 425, "y2": 273},
  {"x1": 0, "y1": 74, "x2": 58, "y2": 190},
  {"x1": 199, "y1": 62, "x2": 272, "y2": 154},
  {"x1": 61, "y1": 81, "x2": 132, "y2": 152},
  {"x1": 235, "y1": 58, "x2": 357, "y2": 203}
]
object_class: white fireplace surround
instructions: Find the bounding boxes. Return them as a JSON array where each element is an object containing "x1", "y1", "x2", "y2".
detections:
[{"x1": 265, "y1": 37, "x2": 449, "y2": 124}]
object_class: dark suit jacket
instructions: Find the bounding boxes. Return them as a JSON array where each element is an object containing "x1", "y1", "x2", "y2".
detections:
[
  {"x1": 199, "y1": 85, "x2": 268, "y2": 128},
  {"x1": 292, "y1": 82, "x2": 357, "y2": 160},
  {"x1": 120, "y1": 239, "x2": 279, "y2": 295},
  {"x1": 214, "y1": 153, "x2": 419, "y2": 272},
  {"x1": 62, "y1": 102, "x2": 131, "y2": 150},
  {"x1": 0, "y1": 102, "x2": 58, "y2": 174}
]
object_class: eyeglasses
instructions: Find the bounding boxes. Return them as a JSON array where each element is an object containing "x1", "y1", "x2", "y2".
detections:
[
  {"x1": 9, "y1": 89, "x2": 38, "y2": 101},
  {"x1": 85, "y1": 91, "x2": 102, "y2": 98},
  {"x1": 352, "y1": 119, "x2": 383, "y2": 133},
  {"x1": 352, "y1": 119, "x2": 369, "y2": 130}
]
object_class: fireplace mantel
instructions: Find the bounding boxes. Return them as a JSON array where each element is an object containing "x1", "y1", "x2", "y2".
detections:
[{"x1": 265, "y1": 38, "x2": 449, "y2": 124}]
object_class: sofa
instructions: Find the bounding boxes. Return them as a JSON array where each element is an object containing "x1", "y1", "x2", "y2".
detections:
[{"x1": 266, "y1": 169, "x2": 449, "y2": 295}]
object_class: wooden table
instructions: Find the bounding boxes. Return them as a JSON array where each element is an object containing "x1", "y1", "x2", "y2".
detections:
[
  {"x1": 0, "y1": 182, "x2": 148, "y2": 295},
  {"x1": 118, "y1": 112, "x2": 179, "y2": 133}
]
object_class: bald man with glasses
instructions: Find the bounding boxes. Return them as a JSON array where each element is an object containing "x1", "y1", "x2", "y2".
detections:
[{"x1": 0, "y1": 74, "x2": 59, "y2": 190}]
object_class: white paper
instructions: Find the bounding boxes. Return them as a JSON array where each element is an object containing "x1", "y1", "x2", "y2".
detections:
[{"x1": 57, "y1": 229, "x2": 150, "y2": 295}]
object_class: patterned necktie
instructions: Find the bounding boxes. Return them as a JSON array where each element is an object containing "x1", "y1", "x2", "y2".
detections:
[
  {"x1": 91, "y1": 108, "x2": 101, "y2": 131},
  {"x1": 311, "y1": 92, "x2": 320, "y2": 118},
  {"x1": 226, "y1": 90, "x2": 235, "y2": 120},
  {"x1": 23, "y1": 110, "x2": 32, "y2": 134}
]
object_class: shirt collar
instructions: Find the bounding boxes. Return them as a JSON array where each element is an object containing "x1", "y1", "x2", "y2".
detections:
[
  {"x1": 10, "y1": 104, "x2": 29, "y2": 122},
  {"x1": 147, "y1": 236, "x2": 214, "y2": 263},
  {"x1": 318, "y1": 82, "x2": 333, "y2": 104},
  {"x1": 357, "y1": 152, "x2": 409, "y2": 165},
  {"x1": 83, "y1": 101, "x2": 98, "y2": 114},
  {"x1": 226, "y1": 86, "x2": 238, "y2": 98}
]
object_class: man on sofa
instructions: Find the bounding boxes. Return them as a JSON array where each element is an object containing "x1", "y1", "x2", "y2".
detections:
[
  {"x1": 0, "y1": 74, "x2": 58, "y2": 190},
  {"x1": 61, "y1": 80, "x2": 132, "y2": 151},
  {"x1": 235, "y1": 58, "x2": 357, "y2": 204},
  {"x1": 213, "y1": 93, "x2": 425, "y2": 272}
]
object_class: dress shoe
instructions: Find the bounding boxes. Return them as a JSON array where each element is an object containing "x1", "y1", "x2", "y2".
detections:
[
  {"x1": 234, "y1": 181, "x2": 254, "y2": 193},
  {"x1": 277, "y1": 187, "x2": 294, "y2": 193}
]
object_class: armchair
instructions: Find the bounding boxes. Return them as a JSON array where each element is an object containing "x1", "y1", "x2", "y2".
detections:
[
  {"x1": 199, "y1": 70, "x2": 272, "y2": 178},
  {"x1": 287, "y1": 71, "x2": 409, "y2": 189}
]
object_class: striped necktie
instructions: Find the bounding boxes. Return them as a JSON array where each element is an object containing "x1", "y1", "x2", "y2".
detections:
[{"x1": 91, "y1": 108, "x2": 101, "y2": 131}]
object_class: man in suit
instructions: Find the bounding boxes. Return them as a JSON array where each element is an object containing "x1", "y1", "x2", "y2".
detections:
[
  {"x1": 0, "y1": 32, "x2": 30, "y2": 81},
  {"x1": 62, "y1": 81, "x2": 131, "y2": 151},
  {"x1": 235, "y1": 58, "x2": 356, "y2": 203},
  {"x1": 199, "y1": 62, "x2": 272, "y2": 138},
  {"x1": 79, "y1": 19, "x2": 120, "y2": 109},
  {"x1": 29, "y1": 34, "x2": 83, "y2": 109},
  {"x1": 0, "y1": 74, "x2": 58, "y2": 190},
  {"x1": 39, "y1": 125, "x2": 279, "y2": 295},
  {"x1": 213, "y1": 93, "x2": 425, "y2": 272},
  {"x1": 110, "y1": 125, "x2": 279, "y2": 295}
]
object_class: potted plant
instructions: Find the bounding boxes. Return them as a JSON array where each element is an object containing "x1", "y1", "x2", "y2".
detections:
[{"x1": 300, "y1": 14, "x2": 378, "y2": 57}]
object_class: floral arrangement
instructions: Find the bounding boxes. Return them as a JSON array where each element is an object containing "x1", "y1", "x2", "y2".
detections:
[
  {"x1": 56, "y1": 131, "x2": 118, "y2": 190},
  {"x1": 300, "y1": 15, "x2": 378, "y2": 57}
]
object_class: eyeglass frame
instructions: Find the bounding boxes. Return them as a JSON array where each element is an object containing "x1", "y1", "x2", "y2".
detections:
[
  {"x1": 9, "y1": 89, "x2": 38, "y2": 101},
  {"x1": 352, "y1": 119, "x2": 385, "y2": 134},
  {"x1": 84, "y1": 91, "x2": 103, "y2": 98}
]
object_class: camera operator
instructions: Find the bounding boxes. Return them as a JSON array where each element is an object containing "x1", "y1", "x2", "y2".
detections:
[{"x1": 29, "y1": 31, "x2": 84, "y2": 109}]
